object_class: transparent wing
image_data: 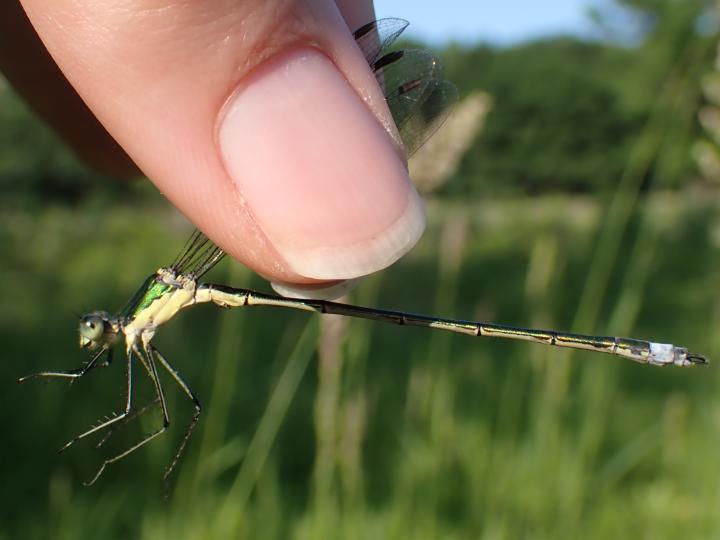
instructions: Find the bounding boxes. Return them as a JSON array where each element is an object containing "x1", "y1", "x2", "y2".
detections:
[
  {"x1": 353, "y1": 18, "x2": 409, "y2": 66},
  {"x1": 373, "y1": 49, "x2": 459, "y2": 158},
  {"x1": 170, "y1": 229, "x2": 225, "y2": 279}
]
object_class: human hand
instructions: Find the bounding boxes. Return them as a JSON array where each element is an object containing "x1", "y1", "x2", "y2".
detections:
[{"x1": 1, "y1": 0, "x2": 425, "y2": 297}]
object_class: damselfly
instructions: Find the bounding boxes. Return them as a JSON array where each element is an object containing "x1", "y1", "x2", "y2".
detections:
[{"x1": 19, "y1": 19, "x2": 708, "y2": 486}]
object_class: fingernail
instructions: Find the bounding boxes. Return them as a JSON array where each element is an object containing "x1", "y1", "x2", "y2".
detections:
[
  {"x1": 219, "y1": 47, "x2": 425, "y2": 280},
  {"x1": 271, "y1": 277, "x2": 364, "y2": 300}
]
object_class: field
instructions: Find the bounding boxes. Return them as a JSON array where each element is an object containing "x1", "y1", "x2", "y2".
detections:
[{"x1": 1, "y1": 191, "x2": 718, "y2": 539}]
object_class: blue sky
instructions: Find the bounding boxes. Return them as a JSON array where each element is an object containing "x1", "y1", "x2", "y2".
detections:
[{"x1": 375, "y1": 0, "x2": 600, "y2": 44}]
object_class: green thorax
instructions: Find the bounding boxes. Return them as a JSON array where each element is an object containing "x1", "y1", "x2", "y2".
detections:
[{"x1": 121, "y1": 274, "x2": 174, "y2": 319}]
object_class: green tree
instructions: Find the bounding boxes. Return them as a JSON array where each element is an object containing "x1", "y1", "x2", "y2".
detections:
[
  {"x1": 440, "y1": 0, "x2": 715, "y2": 196},
  {"x1": 444, "y1": 39, "x2": 641, "y2": 195}
]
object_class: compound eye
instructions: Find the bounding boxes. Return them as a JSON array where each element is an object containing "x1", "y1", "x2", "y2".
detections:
[{"x1": 79, "y1": 315, "x2": 105, "y2": 342}]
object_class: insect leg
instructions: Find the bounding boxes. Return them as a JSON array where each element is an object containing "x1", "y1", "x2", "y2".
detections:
[
  {"x1": 57, "y1": 346, "x2": 134, "y2": 455},
  {"x1": 84, "y1": 343, "x2": 170, "y2": 486},
  {"x1": 18, "y1": 346, "x2": 111, "y2": 383},
  {"x1": 151, "y1": 345, "x2": 202, "y2": 486}
]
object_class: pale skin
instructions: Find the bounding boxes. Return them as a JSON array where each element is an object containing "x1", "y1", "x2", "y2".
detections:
[{"x1": 1, "y1": 0, "x2": 427, "y2": 297}]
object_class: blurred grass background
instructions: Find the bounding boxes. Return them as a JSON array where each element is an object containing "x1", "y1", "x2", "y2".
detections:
[{"x1": 3, "y1": 1, "x2": 720, "y2": 538}]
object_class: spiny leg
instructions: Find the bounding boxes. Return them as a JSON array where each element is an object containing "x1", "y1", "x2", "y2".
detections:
[
  {"x1": 84, "y1": 343, "x2": 170, "y2": 486},
  {"x1": 58, "y1": 348, "x2": 133, "y2": 454},
  {"x1": 17, "y1": 346, "x2": 112, "y2": 384},
  {"x1": 92, "y1": 347, "x2": 115, "y2": 370},
  {"x1": 95, "y1": 397, "x2": 162, "y2": 450},
  {"x1": 152, "y1": 345, "x2": 202, "y2": 485},
  {"x1": 94, "y1": 348, "x2": 160, "y2": 449}
]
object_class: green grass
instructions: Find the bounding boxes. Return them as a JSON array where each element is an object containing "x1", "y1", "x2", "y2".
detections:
[{"x1": 1, "y1": 191, "x2": 718, "y2": 539}]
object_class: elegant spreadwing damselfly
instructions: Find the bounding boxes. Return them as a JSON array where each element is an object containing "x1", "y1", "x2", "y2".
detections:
[{"x1": 19, "y1": 18, "x2": 708, "y2": 486}]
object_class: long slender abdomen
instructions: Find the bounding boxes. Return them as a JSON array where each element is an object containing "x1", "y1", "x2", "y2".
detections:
[{"x1": 194, "y1": 283, "x2": 703, "y2": 367}]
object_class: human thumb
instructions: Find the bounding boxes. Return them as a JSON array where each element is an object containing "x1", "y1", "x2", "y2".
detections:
[{"x1": 19, "y1": 0, "x2": 425, "y2": 295}]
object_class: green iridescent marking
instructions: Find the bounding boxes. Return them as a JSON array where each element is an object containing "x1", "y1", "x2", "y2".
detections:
[{"x1": 133, "y1": 280, "x2": 172, "y2": 315}]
